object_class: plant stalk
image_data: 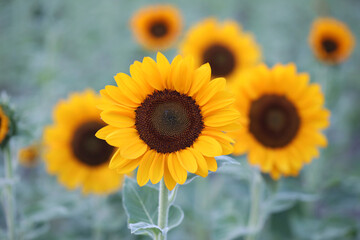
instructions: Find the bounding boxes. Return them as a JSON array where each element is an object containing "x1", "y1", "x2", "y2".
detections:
[
  {"x1": 4, "y1": 146, "x2": 15, "y2": 240},
  {"x1": 245, "y1": 170, "x2": 262, "y2": 240},
  {"x1": 156, "y1": 178, "x2": 169, "y2": 240}
]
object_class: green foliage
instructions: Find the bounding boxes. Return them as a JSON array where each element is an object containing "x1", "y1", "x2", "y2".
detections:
[{"x1": 122, "y1": 177, "x2": 184, "y2": 238}]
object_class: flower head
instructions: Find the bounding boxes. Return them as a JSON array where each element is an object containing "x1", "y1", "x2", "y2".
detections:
[
  {"x1": 131, "y1": 5, "x2": 182, "y2": 50},
  {"x1": 180, "y1": 18, "x2": 261, "y2": 84},
  {"x1": 96, "y1": 53, "x2": 241, "y2": 190},
  {"x1": 309, "y1": 18, "x2": 355, "y2": 64},
  {"x1": 18, "y1": 143, "x2": 40, "y2": 167},
  {"x1": 0, "y1": 106, "x2": 9, "y2": 145},
  {"x1": 230, "y1": 64, "x2": 330, "y2": 179},
  {"x1": 43, "y1": 90, "x2": 125, "y2": 195}
]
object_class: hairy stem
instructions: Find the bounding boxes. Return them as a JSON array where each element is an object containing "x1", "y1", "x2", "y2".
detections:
[
  {"x1": 157, "y1": 178, "x2": 169, "y2": 240},
  {"x1": 4, "y1": 146, "x2": 15, "y2": 240},
  {"x1": 245, "y1": 170, "x2": 262, "y2": 240}
]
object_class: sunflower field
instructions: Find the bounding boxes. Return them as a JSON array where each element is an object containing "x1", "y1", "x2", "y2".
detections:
[{"x1": 0, "y1": 0, "x2": 360, "y2": 240}]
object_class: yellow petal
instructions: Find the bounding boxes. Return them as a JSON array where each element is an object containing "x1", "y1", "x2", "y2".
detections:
[
  {"x1": 142, "y1": 57, "x2": 164, "y2": 90},
  {"x1": 176, "y1": 148, "x2": 198, "y2": 173},
  {"x1": 164, "y1": 160, "x2": 177, "y2": 190},
  {"x1": 173, "y1": 56, "x2": 194, "y2": 94},
  {"x1": 149, "y1": 153, "x2": 165, "y2": 184},
  {"x1": 109, "y1": 149, "x2": 141, "y2": 174},
  {"x1": 188, "y1": 148, "x2": 208, "y2": 177},
  {"x1": 205, "y1": 157, "x2": 217, "y2": 172},
  {"x1": 156, "y1": 52, "x2": 171, "y2": 83},
  {"x1": 100, "y1": 111, "x2": 135, "y2": 128},
  {"x1": 193, "y1": 135, "x2": 223, "y2": 157},
  {"x1": 95, "y1": 125, "x2": 119, "y2": 139},
  {"x1": 114, "y1": 72, "x2": 148, "y2": 102},
  {"x1": 137, "y1": 150, "x2": 156, "y2": 186},
  {"x1": 196, "y1": 78, "x2": 226, "y2": 106},
  {"x1": 188, "y1": 63, "x2": 211, "y2": 96},
  {"x1": 115, "y1": 158, "x2": 142, "y2": 174},
  {"x1": 201, "y1": 91, "x2": 235, "y2": 117},
  {"x1": 167, "y1": 55, "x2": 183, "y2": 90},
  {"x1": 204, "y1": 109, "x2": 240, "y2": 127},
  {"x1": 167, "y1": 153, "x2": 187, "y2": 184},
  {"x1": 104, "y1": 85, "x2": 139, "y2": 108},
  {"x1": 105, "y1": 128, "x2": 139, "y2": 147},
  {"x1": 120, "y1": 140, "x2": 148, "y2": 159}
]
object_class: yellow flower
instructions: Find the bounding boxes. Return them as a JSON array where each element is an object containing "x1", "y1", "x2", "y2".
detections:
[
  {"x1": 18, "y1": 144, "x2": 40, "y2": 167},
  {"x1": 230, "y1": 64, "x2": 330, "y2": 179},
  {"x1": 131, "y1": 5, "x2": 183, "y2": 50},
  {"x1": 43, "y1": 90, "x2": 125, "y2": 195},
  {"x1": 0, "y1": 106, "x2": 9, "y2": 144},
  {"x1": 309, "y1": 18, "x2": 355, "y2": 64},
  {"x1": 180, "y1": 18, "x2": 261, "y2": 84},
  {"x1": 96, "y1": 53, "x2": 240, "y2": 190}
]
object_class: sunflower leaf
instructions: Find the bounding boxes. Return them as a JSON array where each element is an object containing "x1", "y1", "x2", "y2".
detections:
[
  {"x1": 264, "y1": 192, "x2": 318, "y2": 214},
  {"x1": 184, "y1": 155, "x2": 240, "y2": 185},
  {"x1": 167, "y1": 204, "x2": 184, "y2": 232},
  {"x1": 122, "y1": 177, "x2": 184, "y2": 237},
  {"x1": 216, "y1": 155, "x2": 241, "y2": 168}
]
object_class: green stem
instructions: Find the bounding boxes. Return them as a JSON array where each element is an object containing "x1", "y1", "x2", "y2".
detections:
[
  {"x1": 157, "y1": 178, "x2": 169, "y2": 240},
  {"x1": 90, "y1": 196, "x2": 102, "y2": 240},
  {"x1": 245, "y1": 171, "x2": 262, "y2": 240},
  {"x1": 4, "y1": 145, "x2": 15, "y2": 240}
]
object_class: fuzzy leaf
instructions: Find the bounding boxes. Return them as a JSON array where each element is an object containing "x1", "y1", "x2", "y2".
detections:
[
  {"x1": 122, "y1": 177, "x2": 184, "y2": 237},
  {"x1": 184, "y1": 155, "x2": 241, "y2": 184},
  {"x1": 264, "y1": 192, "x2": 318, "y2": 214}
]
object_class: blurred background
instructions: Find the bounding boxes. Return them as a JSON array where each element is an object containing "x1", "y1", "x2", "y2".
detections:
[{"x1": 0, "y1": 0, "x2": 360, "y2": 239}]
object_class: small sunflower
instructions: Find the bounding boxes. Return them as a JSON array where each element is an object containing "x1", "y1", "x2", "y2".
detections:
[
  {"x1": 18, "y1": 144, "x2": 40, "y2": 167},
  {"x1": 0, "y1": 106, "x2": 9, "y2": 144},
  {"x1": 229, "y1": 64, "x2": 330, "y2": 179},
  {"x1": 43, "y1": 90, "x2": 124, "y2": 195},
  {"x1": 309, "y1": 18, "x2": 355, "y2": 64},
  {"x1": 180, "y1": 18, "x2": 261, "y2": 84},
  {"x1": 131, "y1": 5, "x2": 182, "y2": 50},
  {"x1": 96, "y1": 53, "x2": 240, "y2": 190}
]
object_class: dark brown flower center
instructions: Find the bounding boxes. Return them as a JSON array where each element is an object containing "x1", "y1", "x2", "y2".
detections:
[
  {"x1": 249, "y1": 95, "x2": 300, "y2": 148},
  {"x1": 71, "y1": 121, "x2": 114, "y2": 166},
  {"x1": 202, "y1": 44, "x2": 236, "y2": 78},
  {"x1": 149, "y1": 21, "x2": 168, "y2": 38},
  {"x1": 322, "y1": 38, "x2": 338, "y2": 54},
  {"x1": 135, "y1": 89, "x2": 204, "y2": 153}
]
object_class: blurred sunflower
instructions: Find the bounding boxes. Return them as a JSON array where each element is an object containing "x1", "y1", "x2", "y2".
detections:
[
  {"x1": 0, "y1": 106, "x2": 9, "y2": 144},
  {"x1": 229, "y1": 64, "x2": 330, "y2": 179},
  {"x1": 18, "y1": 144, "x2": 40, "y2": 167},
  {"x1": 180, "y1": 18, "x2": 261, "y2": 84},
  {"x1": 131, "y1": 5, "x2": 182, "y2": 50},
  {"x1": 309, "y1": 18, "x2": 355, "y2": 64},
  {"x1": 96, "y1": 53, "x2": 240, "y2": 190},
  {"x1": 43, "y1": 90, "x2": 124, "y2": 195}
]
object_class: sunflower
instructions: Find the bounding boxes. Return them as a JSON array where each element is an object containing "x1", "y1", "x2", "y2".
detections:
[
  {"x1": 96, "y1": 53, "x2": 240, "y2": 190},
  {"x1": 309, "y1": 18, "x2": 355, "y2": 64},
  {"x1": 43, "y1": 90, "x2": 124, "y2": 195},
  {"x1": 229, "y1": 64, "x2": 330, "y2": 179},
  {"x1": 180, "y1": 18, "x2": 261, "y2": 84},
  {"x1": 131, "y1": 5, "x2": 182, "y2": 51},
  {"x1": 18, "y1": 144, "x2": 40, "y2": 167},
  {"x1": 0, "y1": 106, "x2": 9, "y2": 144}
]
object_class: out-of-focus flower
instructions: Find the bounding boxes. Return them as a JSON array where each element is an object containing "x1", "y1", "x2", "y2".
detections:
[
  {"x1": 309, "y1": 18, "x2": 355, "y2": 64},
  {"x1": 96, "y1": 53, "x2": 241, "y2": 190},
  {"x1": 131, "y1": 5, "x2": 182, "y2": 51},
  {"x1": 0, "y1": 106, "x2": 9, "y2": 145},
  {"x1": 18, "y1": 144, "x2": 40, "y2": 167},
  {"x1": 230, "y1": 64, "x2": 330, "y2": 179},
  {"x1": 180, "y1": 18, "x2": 261, "y2": 85},
  {"x1": 43, "y1": 90, "x2": 125, "y2": 195}
]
